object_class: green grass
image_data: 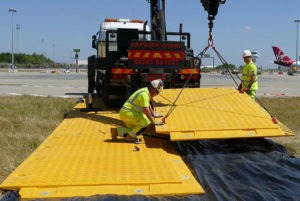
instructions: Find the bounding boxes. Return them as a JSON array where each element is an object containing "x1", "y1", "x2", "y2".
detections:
[
  {"x1": 259, "y1": 97, "x2": 300, "y2": 156},
  {"x1": 0, "y1": 96, "x2": 299, "y2": 186},
  {"x1": 0, "y1": 96, "x2": 76, "y2": 183}
]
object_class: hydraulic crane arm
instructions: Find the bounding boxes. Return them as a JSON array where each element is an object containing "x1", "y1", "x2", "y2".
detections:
[
  {"x1": 148, "y1": 0, "x2": 225, "y2": 41},
  {"x1": 200, "y1": 0, "x2": 226, "y2": 39},
  {"x1": 200, "y1": 0, "x2": 226, "y2": 20},
  {"x1": 149, "y1": 0, "x2": 167, "y2": 41}
]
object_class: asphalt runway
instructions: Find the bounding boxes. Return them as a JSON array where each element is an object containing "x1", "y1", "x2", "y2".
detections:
[
  {"x1": 0, "y1": 71, "x2": 87, "y2": 98},
  {"x1": 201, "y1": 72, "x2": 300, "y2": 97},
  {"x1": 0, "y1": 71, "x2": 299, "y2": 98}
]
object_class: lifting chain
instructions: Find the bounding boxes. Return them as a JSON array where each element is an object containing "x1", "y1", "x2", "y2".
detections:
[
  {"x1": 208, "y1": 18, "x2": 214, "y2": 44},
  {"x1": 197, "y1": 23, "x2": 277, "y2": 122},
  {"x1": 197, "y1": 23, "x2": 240, "y2": 87}
]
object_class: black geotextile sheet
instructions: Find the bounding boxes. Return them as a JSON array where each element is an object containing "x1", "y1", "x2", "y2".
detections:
[{"x1": 3, "y1": 138, "x2": 300, "y2": 201}]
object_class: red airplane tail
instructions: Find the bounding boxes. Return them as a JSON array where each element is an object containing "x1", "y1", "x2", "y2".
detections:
[{"x1": 272, "y1": 46, "x2": 295, "y2": 66}]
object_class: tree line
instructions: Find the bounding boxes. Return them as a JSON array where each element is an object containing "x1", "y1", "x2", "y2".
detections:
[
  {"x1": 201, "y1": 63, "x2": 238, "y2": 73},
  {"x1": 0, "y1": 52, "x2": 54, "y2": 65}
]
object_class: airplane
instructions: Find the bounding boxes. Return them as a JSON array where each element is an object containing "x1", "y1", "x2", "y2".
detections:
[
  {"x1": 272, "y1": 46, "x2": 297, "y2": 66},
  {"x1": 272, "y1": 46, "x2": 299, "y2": 75}
]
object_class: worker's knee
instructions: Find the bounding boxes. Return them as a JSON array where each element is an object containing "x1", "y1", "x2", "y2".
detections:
[{"x1": 128, "y1": 131, "x2": 137, "y2": 138}]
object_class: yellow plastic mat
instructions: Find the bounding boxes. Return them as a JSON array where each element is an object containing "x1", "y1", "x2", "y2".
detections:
[
  {"x1": 0, "y1": 110, "x2": 204, "y2": 199},
  {"x1": 1, "y1": 87, "x2": 294, "y2": 199},
  {"x1": 154, "y1": 88, "x2": 294, "y2": 141}
]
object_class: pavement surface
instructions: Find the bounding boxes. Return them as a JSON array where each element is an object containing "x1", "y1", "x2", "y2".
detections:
[
  {"x1": 202, "y1": 72, "x2": 300, "y2": 97},
  {"x1": 0, "y1": 71, "x2": 87, "y2": 98},
  {"x1": 0, "y1": 71, "x2": 299, "y2": 98}
]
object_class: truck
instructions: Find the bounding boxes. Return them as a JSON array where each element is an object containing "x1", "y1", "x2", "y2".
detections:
[{"x1": 87, "y1": 0, "x2": 208, "y2": 106}]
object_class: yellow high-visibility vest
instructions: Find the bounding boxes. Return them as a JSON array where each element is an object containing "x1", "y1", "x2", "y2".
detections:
[
  {"x1": 121, "y1": 87, "x2": 150, "y2": 112},
  {"x1": 241, "y1": 61, "x2": 258, "y2": 90}
]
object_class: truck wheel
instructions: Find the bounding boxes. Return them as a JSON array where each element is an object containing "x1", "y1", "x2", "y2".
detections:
[
  {"x1": 102, "y1": 80, "x2": 110, "y2": 105},
  {"x1": 96, "y1": 85, "x2": 102, "y2": 97},
  {"x1": 199, "y1": 74, "x2": 202, "y2": 88}
]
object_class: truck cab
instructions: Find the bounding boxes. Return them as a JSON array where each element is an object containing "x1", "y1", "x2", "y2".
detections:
[
  {"x1": 88, "y1": 18, "x2": 152, "y2": 105},
  {"x1": 88, "y1": 17, "x2": 201, "y2": 106},
  {"x1": 92, "y1": 18, "x2": 151, "y2": 58}
]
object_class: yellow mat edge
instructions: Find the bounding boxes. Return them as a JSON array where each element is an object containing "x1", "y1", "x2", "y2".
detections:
[{"x1": 170, "y1": 128, "x2": 294, "y2": 141}]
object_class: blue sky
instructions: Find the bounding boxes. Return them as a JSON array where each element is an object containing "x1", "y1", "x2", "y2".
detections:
[{"x1": 1, "y1": 0, "x2": 300, "y2": 69}]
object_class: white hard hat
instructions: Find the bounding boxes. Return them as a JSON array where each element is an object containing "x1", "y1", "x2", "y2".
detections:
[
  {"x1": 151, "y1": 79, "x2": 164, "y2": 93},
  {"x1": 242, "y1": 50, "x2": 252, "y2": 58}
]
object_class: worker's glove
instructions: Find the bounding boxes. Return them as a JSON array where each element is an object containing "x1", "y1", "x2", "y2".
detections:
[
  {"x1": 237, "y1": 84, "x2": 242, "y2": 91},
  {"x1": 239, "y1": 87, "x2": 249, "y2": 94},
  {"x1": 153, "y1": 112, "x2": 163, "y2": 118},
  {"x1": 243, "y1": 87, "x2": 250, "y2": 92},
  {"x1": 153, "y1": 121, "x2": 164, "y2": 126},
  {"x1": 162, "y1": 117, "x2": 167, "y2": 124}
]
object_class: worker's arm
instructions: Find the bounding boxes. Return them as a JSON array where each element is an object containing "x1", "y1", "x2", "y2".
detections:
[
  {"x1": 149, "y1": 98, "x2": 163, "y2": 118},
  {"x1": 143, "y1": 106, "x2": 163, "y2": 125},
  {"x1": 248, "y1": 63, "x2": 258, "y2": 89},
  {"x1": 149, "y1": 99, "x2": 155, "y2": 116},
  {"x1": 144, "y1": 106, "x2": 155, "y2": 123},
  {"x1": 248, "y1": 74, "x2": 256, "y2": 88}
]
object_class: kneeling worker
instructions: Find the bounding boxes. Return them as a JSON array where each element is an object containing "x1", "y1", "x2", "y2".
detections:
[{"x1": 111, "y1": 79, "x2": 164, "y2": 143}]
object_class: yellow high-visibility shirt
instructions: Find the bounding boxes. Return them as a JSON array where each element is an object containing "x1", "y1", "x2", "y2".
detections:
[
  {"x1": 242, "y1": 61, "x2": 258, "y2": 90},
  {"x1": 122, "y1": 87, "x2": 150, "y2": 112}
]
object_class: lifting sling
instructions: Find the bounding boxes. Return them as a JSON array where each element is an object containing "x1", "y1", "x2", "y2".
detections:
[
  {"x1": 160, "y1": 17, "x2": 278, "y2": 125},
  {"x1": 196, "y1": 30, "x2": 278, "y2": 124}
]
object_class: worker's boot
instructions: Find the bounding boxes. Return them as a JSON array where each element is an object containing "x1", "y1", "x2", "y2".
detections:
[
  {"x1": 111, "y1": 128, "x2": 118, "y2": 140},
  {"x1": 124, "y1": 135, "x2": 141, "y2": 144},
  {"x1": 123, "y1": 135, "x2": 137, "y2": 143}
]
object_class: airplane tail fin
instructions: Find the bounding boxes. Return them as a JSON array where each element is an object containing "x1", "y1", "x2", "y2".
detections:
[{"x1": 272, "y1": 46, "x2": 295, "y2": 66}]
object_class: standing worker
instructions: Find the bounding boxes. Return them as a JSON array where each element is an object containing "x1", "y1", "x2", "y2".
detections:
[
  {"x1": 238, "y1": 50, "x2": 259, "y2": 99},
  {"x1": 111, "y1": 79, "x2": 164, "y2": 143}
]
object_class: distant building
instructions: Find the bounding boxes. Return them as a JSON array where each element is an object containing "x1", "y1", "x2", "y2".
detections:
[
  {"x1": 201, "y1": 65, "x2": 216, "y2": 68},
  {"x1": 251, "y1": 50, "x2": 259, "y2": 63},
  {"x1": 75, "y1": 60, "x2": 88, "y2": 65}
]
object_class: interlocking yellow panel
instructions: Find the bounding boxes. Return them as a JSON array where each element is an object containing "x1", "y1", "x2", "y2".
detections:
[
  {"x1": 154, "y1": 88, "x2": 294, "y2": 140},
  {"x1": 0, "y1": 110, "x2": 204, "y2": 199},
  {"x1": 1, "y1": 87, "x2": 294, "y2": 199}
]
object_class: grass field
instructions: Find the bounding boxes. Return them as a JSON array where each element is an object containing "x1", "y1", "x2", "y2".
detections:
[
  {"x1": 0, "y1": 96, "x2": 76, "y2": 184},
  {"x1": 0, "y1": 96, "x2": 299, "y2": 185},
  {"x1": 259, "y1": 97, "x2": 300, "y2": 156}
]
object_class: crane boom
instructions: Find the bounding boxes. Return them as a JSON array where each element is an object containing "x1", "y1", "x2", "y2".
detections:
[{"x1": 149, "y1": 0, "x2": 225, "y2": 41}]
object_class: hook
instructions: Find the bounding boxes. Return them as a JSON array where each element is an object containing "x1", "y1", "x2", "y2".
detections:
[{"x1": 207, "y1": 37, "x2": 214, "y2": 47}]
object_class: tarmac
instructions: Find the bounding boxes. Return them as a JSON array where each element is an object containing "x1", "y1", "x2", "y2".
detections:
[
  {"x1": 201, "y1": 72, "x2": 300, "y2": 97},
  {"x1": 0, "y1": 70, "x2": 299, "y2": 98}
]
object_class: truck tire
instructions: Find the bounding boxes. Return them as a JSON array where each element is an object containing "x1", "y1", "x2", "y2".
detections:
[
  {"x1": 88, "y1": 55, "x2": 96, "y2": 94},
  {"x1": 96, "y1": 86, "x2": 102, "y2": 96},
  {"x1": 95, "y1": 71, "x2": 102, "y2": 96},
  {"x1": 102, "y1": 78, "x2": 110, "y2": 105}
]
